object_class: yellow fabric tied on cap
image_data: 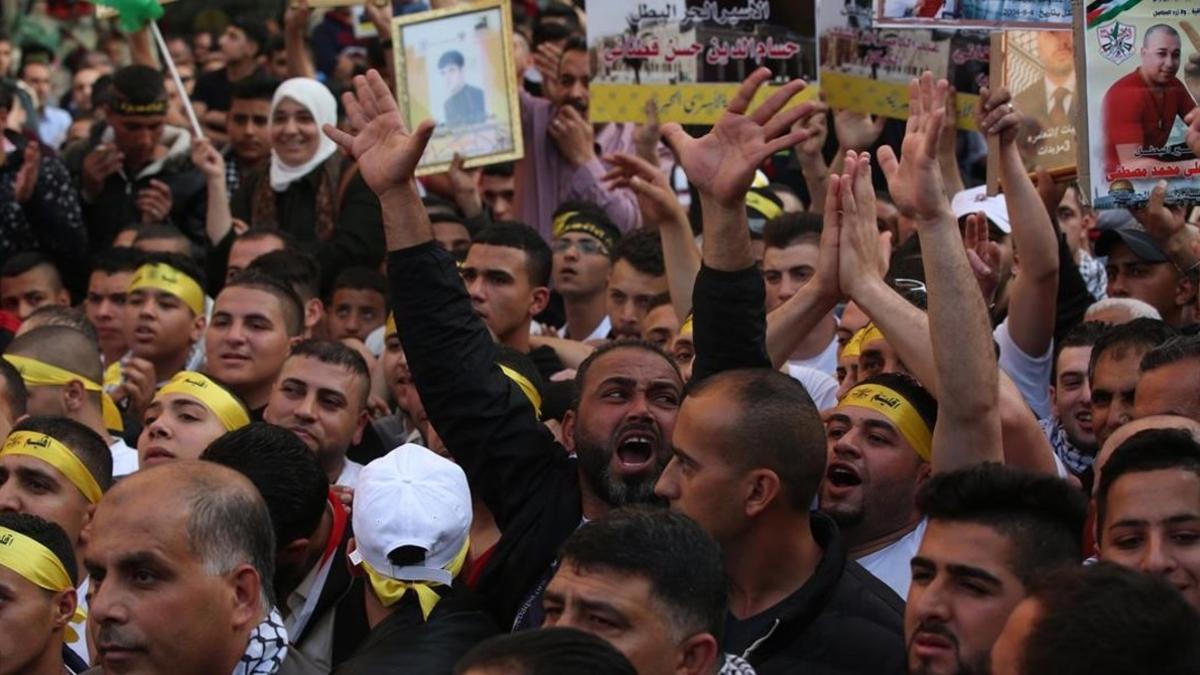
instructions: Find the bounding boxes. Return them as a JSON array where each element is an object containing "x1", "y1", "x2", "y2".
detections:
[
  {"x1": 0, "y1": 525, "x2": 85, "y2": 642},
  {"x1": 1, "y1": 431, "x2": 104, "y2": 503},
  {"x1": 500, "y1": 365, "x2": 542, "y2": 420},
  {"x1": 841, "y1": 327, "x2": 869, "y2": 360},
  {"x1": 156, "y1": 371, "x2": 251, "y2": 432},
  {"x1": 128, "y1": 262, "x2": 205, "y2": 316},
  {"x1": 360, "y1": 538, "x2": 470, "y2": 621},
  {"x1": 386, "y1": 314, "x2": 398, "y2": 339},
  {"x1": 840, "y1": 383, "x2": 934, "y2": 462},
  {"x1": 859, "y1": 323, "x2": 886, "y2": 347},
  {"x1": 2, "y1": 354, "x2": 124, "y2": 434},
  {"x1": 745, "y1": 190, "x2": 783, "y2": 222}
]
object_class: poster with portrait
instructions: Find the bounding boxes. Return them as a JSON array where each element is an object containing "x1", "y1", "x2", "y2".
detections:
[
  {"x1": 586, "y1": 0, "x2": 819, "y2": 125},
  {"x1": 818, "y1": 0, "x2": 989, "y2": 131},
  {"x1": 391, "y1": 0, "x2": 523, "y2": 176},
  {"x1": 1076, "y1": 0, "x2": 1200, "y2": 209},
  {"x1": 987, "y1": 29, "x2": 1079, "y2": 190},
  {"x1": 874, "y1": 0, "x2": 1072, "y2": 29}
]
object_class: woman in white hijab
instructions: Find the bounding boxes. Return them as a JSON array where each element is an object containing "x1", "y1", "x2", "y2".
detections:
[{"x1": 193, "y1": 76, "x2": 386, "y2": 293}]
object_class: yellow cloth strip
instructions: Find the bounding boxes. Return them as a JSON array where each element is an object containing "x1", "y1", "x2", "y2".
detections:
[
  {"x1": 361, "y1": 538, "x2": 470, "y2": 621},
  {"x1": 1, "y1": 431, "x2": 104, "y2": 503},
  {"x1": 500, "y1": 365, "x2": 542, "y2": 420},
  {"x1": 128, "y1": 263, "x2": 205, "y2": 316},
  {"x1": 156, "y1": 371, "x2": 250, "y2": 432},
  {"x1": 841, "y1": 326, "x2": 869, "y2": 360},
  {"x1": 680, "y1": 314, "x2": 694, "y2": 336},
  {"x1": 386, "y1": 314, "x2": 398, "y2": 338},
  {"x1": 3, "y1": 355, "x2": 124, "y2": 434},
  {"x1": 839, "y1": 383, "x2": 933, "y2": 462},
  {"x1": 552, "y1": 210, "x2": 580, "y2": 237},
  {"x1": 860, "y1": 323, "x2": 885, "y2": 347},
  {"x1": 745, "y1": 190, "x2": 783, "y2": 222},
  {"x1": 0, "y1": 525, "x2": 83, "y2": 642}
]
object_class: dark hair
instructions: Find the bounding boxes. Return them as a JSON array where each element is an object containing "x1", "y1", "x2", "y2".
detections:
[
  {"x1": 916, "y1": 463, "x2": 1085, "y2": 584},
  {"x1": 610, "y1": 228, "x2": 665, "y2": 277},
  {"x1": 558, "y1": 508, "x2": 726, "y2": 640},
  {"x1": 1, "y1": 251, "x2": 61, "y2": 286},
  {"x1": 561, "y1": 35, "x2": 587, "y2": 57},
  {"x1": 762, "y1": 212, "x2": 822, "y2": 251},
  {"x1": 1019, "y1": 563, "x2": 1200, "y2": 675},
  {"x1": 1096, "y1": 428, "x2": 1200, "y2": 543},
  {"x1": 90, "y1": 247, "x2": 145, "y2": 275},
  {"x1": 231, "y1": 74, "x2": 281, "y2": 103},
  {"x1": 229, "y1": 18, "x2": 269, "y2": 57},
  {"x1": 0, "y1": 357, "x2": 28, "y2": 419},
  {"x1": 289, "y1": 339, "x2": 370, "y2": 407},
  {"x1": 1140, "y1": 334, "x2": 1200, "y2": 374},
  {"x1": 331, "y1": 266, "x2": 388, "y2": 299},
  {"x1": 237, "y1": 227, "x2": 295, "y2": 249},
  {"x1": 1052, "y1": 321, "x2": 1109, "y2": 383},
  {"x1": 21, "y1": 308, "x2": 100, "y2": 348},
  {"x1": 472, "y1": 222, "x2": 554, "y2": 288},
  {"x1": 246, "y1": 249, "x2": 320, "y2": 303},
  {"x1": 90, "y1": 73, "x2": 115, "y2": 111},
  {"x1": 201, "y1": 423, "x2": 328, "y2": 548},
  {"x1": 437, "y1": 50, "x2": 465, "y2": 69},
  {"x1": 13, "y1": 416, "x2": 113, "y2": 492},
  {"x1": 0, "y1": 80, "x2": 14, "y2": 112},
  {"x1": 1088, "y1": 318, "x2": 1176, "y2": 380},
  {"x1": 454, "y1": 627, "x2": 637, "y2": 675},
  {"x1": 224, "y1": 268, "x2": 305, "y2": 336},
  {"x1": 111, "y1": 64, "x2": 167, "y2": 107},
  {"x1": 482, "y1": 161, "x2": 515, "y2": 177},
  {"x1": 265, "y1": 35, "x2": 286, "y2": 57},
  {"x1": 0, "y1": 512, "x2": 78, "y2": 585},
  {"x1": 532, "y1": 20, "x2": 575, "y2": 49},
  {"x1": 138, "y1": 251, "x2": 209, "y2": 297},
  {"x1": 574, "y1": 339, "x2": 681, "y2": 407},
  {"x1": 688, "y1": 368, "x2": 826, "y2": 510}
]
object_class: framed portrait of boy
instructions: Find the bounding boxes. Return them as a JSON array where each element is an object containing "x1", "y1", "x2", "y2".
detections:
[{"x1": 391, "y1": 0, "x2": 524, "y2": 176}]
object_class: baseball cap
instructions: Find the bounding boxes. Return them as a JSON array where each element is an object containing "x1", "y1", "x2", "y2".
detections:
[
  {"x1": 1093, "y1": 210, "x2": 1169, "y2": 262},
  {"x1": 350, "y1": 444, "x2": 472, "y2": 586},
  {"x1": 951, "y1": 186, "x2": 1012, "y2": 235}
]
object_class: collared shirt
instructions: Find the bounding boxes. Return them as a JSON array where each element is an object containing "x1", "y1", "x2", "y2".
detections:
[
  {"x1": 109, "y1": 437, "x2": 138, "y2": 478},
  {"x1": 1043, "y1": 76, "x2": 1075, "y2": 118},
  {"x1": 224, "y1": 147, "x2": 244, "y2": 198},
  {"x1": 37, "y1": 106, "x2": 71, "y2": 149},
  {"x1": 856, "y1": 519, "x2": 928, "y2": 600},
  {"x1": 559, "y1": 314, "x2": 611, "y2": 343},
  {"x1": 335, "y1": 458, "x2": 364, "y2": 488},
  {"x1": 279, "y1": 557, "x2": 336, "y2": 675}
]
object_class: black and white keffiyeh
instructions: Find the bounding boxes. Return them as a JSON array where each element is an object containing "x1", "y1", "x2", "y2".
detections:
[
  {"x1": 232, "y1": 608, "x2": 289, "y2": 675},
  {"x1": 721, "y1": 653, "x2": 758, "y2": 674}
]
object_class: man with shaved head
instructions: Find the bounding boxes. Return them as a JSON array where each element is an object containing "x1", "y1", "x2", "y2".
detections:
[
  {"x1": 83, "y1": 460, "x2": 286, "y2": 674},
  {"x1": 4, "y1": 326, "x2": 137, "y2": 476}
]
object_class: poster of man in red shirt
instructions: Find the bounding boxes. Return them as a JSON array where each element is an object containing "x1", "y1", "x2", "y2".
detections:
[{"x1": 1081, "y1": 5, "x2": 1200, "y2": 210}]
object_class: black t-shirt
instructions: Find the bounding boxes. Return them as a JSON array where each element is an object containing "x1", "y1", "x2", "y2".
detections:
[
  {"x1": 194, "y1": 67, "x2": 263, "y2": 112},
  {"x1": 724, "y1": 604, "x2": 789, "y2": 657}
]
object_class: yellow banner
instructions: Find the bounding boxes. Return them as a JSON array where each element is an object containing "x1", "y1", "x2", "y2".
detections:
[
  {"x1": 820, "y1": 72, "x2": 980, "y2": 132},
  {"x1": 591, "y1": 82, "x2": 820, "y2": 126}
]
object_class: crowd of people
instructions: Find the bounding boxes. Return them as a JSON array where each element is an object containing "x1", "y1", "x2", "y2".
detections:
[{"x1": 2, "y1": 1, "x2": 1200, "y2": 674}]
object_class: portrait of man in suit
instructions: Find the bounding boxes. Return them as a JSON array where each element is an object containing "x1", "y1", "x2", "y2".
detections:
[
  {"x1": 1014, "y1": 30, "x2": 1077, "y2": 169},
  {"x1": 439, "y1": 50, "x2": 487, "y2": 128}
]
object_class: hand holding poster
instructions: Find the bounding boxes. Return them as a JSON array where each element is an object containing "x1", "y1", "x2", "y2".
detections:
[
  {"x1": 1077, "y1": 0, "x2": 1200, "y2": 208},
  {"x1": 586, "y1": 0, "x2": 818, "y2": 125}
]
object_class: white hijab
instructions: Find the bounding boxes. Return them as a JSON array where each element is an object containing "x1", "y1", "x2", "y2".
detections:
[{"x1": 268, "y1": 78, "x2": 338, "y2": 192}]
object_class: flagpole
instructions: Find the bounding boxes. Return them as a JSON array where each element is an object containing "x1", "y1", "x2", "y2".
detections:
[{"x1": 148, "y1": 21, "x2": 204, "y2": 139}]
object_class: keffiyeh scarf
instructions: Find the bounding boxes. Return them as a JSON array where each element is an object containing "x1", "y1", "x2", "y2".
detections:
[{"x1": 232, "y1": 608, "x2": 289, "y2": 675}]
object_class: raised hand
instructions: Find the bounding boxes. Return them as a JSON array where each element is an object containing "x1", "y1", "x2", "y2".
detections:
[
  {"x1": 793, "y1": 100, "x2": 829, "y2": 162},
  {"x1": 447, "y1": 153, "x2": 482, "y2": 217},
  {"x1": 662, "y1": 68, "x2": 815, "y2": 209},
  {"x1": 190, "y1": 137, "x2": 226, "y2": 183},
  {"x1": 81, "y1": 143, "x2": 124, "y2": 200},
  {"x1": 136, "y1": 180, "x2": 174, "y2": 224},
  {"x1": 834, "y1": 107, "x2": 886, "y2": 152},
  {"x1": 12, "y1": 142, "x2": 40, "y2": 204},
  {"x1": 548, "y1": 105, "x2": 596, "y2": 166},
  {"x1": 1186, "y1": 108, "x2": 1200, "y2": 157},
  {"x1": 324, "y1": 70, "x2": 436, "y2": 201},
  {"x1": 976, "y1": 86, "x2": 1021, "y2": 147},
  {"x1": 633, "y1": 98, "x2": 661, "y2": 163},
  {"x1": 878, "y1": 72, "x2": 952, "y2": 223},
  {"x1": 963, "y1": 211, "x2": 1002, "y2": 304},
  {"x1": 603, "y1": 152, "x2": 685, "y2": 228},
  {"x1": 837, "y1": 151, "x2": 884, "y2": 299}
]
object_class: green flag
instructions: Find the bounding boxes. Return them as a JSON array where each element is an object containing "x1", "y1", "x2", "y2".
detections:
[{"x1": 95, "y1": 0, "x2": 164, "y2": 33}]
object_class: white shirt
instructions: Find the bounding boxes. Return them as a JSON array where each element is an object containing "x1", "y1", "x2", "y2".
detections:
[
  {"x1": 109, "y1": 437, "x2": 138, "y2": 478},
  {"x1": 334, "y1": 459, "x2": 364, "y2": 488},
  {"x1": 1043, "y1": 76, "x2": 1075, "y2": 118},
  {"x1": 560, "y1": 314, "x2": 612, "y2": 343},
  {"x1": 857, "y1": 519, "x2": 928, "y2": 600},
  {"x1": 994, "y1": 319, "x2": 1053, "y2": 420},
  {"x1": 785, "y1": 365, "x2": 839, "y2": 412},
  {"x1": 788, "y1": 335, "x2": 839, "y2": 378},
  {"x1": 365, "y1": 324, "x2": 387, "y2": 358},
  {"x1": 69, "y1": 577, "x2": 90, "y2": 665}
]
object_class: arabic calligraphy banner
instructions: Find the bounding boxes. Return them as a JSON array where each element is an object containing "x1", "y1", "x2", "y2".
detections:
[
  {"x1": 874, "y1": 0, "x2": 1072, "y2": 29},
  {"x1": 817, "y1": 0, "x2": 988, "y2": 132},
  {"x1": 586, "y1": 0, "x2": 819, "y2": 124},
  {"x1": 1076, "y1": 0, "x2": 1200, "y2": 209}
]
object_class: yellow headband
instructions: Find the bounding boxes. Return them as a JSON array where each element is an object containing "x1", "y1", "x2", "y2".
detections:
[
  {"x1": 3, "y1": 354, "x2": 124, "y2": 434},
  {"x1": 1, "y1": 431, "x2": 104, "y2": 503},
  {"x1": 500, "y1": 364, "x2": 542, "y2": 420},
  {"x1": 746, "y1": 190, "x2": 783, "y2": 221},
  {"x1": 841, "y1": 326, "x2": 868, "y2": 360},
  {"x1": 0, "y1": 525, "x2": 73, "y2": 592},
  {"x1": 860, "y1": 323, "x2": 885, "y2": 347},
  {"x1": 552, "y1": 210, "x2": 580, "y2": 237},
  {"x1": 128, "y1": 263, "x2": 205, "y2": 316},
  {"x1": 680, "y1": 314, "x2": 694, "y2": 336},
  {"x1": 360, "y1": 538, "x2": 470, "y2": 621},
  {"x1": 386, "y1": 314, "x2": 398, "y2": 338},
  {"x1": 839, "y1": 383, "x2": 933, "y2": 462},
  {"x1": 156, "y1": 371, "x2": 250, "y2": 432}
]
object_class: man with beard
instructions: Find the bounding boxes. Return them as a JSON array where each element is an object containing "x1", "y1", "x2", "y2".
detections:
[
  {"x1": 1041, "y1": 321, "x2": 1108, "y2": 481},
  {"x1": 329, "y1": 69, "x2": 683, "y2": 629},
  {"x1": 1089, "y1": 318, "x2": 1177, "y2": 449},
  {"x1": 905, "y1": 463, "x2": 1086, "y2": 675}
]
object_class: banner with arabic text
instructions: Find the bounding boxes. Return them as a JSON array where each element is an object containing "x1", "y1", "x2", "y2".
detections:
[
  {"x1": 874, "y1": 0, "x2": 1072, "y2": 30},
  {"x1": 586, "y1": 0, "x2": 819, "y2": 124}
]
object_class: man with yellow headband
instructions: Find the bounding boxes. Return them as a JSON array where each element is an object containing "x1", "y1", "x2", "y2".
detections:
[
  {"x1": 338, "y1": 444, "x2": 498, "y2": 672},
  {"x1": 123, "y1": 253, "x2": 209, "y2": 399},
  {"x1": 550, "y1": 203, "x2": 621, "y2": 342},
  {"x1": 5, "y1": 326, "x2": 137, "y2": 477},
  {"x1": 0, "y1": 416, "x2": 113, "y2": 667},
  {"x1": 138, "y1": 370, "x2": 250, "y2": 467},
  {"x1": 0, "y1": 512, "x2": 82, "y2": 675}
]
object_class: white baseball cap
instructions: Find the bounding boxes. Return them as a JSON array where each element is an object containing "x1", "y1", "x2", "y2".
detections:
[
  {"x1": 951, "y1": 186, "x2": 1012, "y2": 234},
  {"x1": 349, "y1": 443, "x2": 472, "y2": 586}
]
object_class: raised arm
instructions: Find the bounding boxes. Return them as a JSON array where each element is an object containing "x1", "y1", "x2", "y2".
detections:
[
  {"x1": 983, "y1": 87, "x2": 1059, "y2": 358},
  {"x1": 190, "y1": 138, "x2": 233, "y2": 246},
  {"x1": 662, "y1": 69, "x2": 816, "y2": 381},
  {"x1": 878, "y1": 74, "x2": 1002, "y2": 472},
  {"x1": 284, "y1": 0, "x2": 318, "y2": 79},
  {"x1": 792, "y1": 103, "x2": 830, "y2": 213}
]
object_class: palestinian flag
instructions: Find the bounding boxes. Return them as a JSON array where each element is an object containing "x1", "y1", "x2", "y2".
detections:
[{"x1": 1086, "y1": 0, "x2": 1143, "y2": 28}]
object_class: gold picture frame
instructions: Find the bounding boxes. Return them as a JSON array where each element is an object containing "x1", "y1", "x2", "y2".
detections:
[
  {"x1": 390, "y1": 0, "x2": 523, "y2": 176},
  {"x1": 302, "y1": 0, "x2": 387, "y2": 8}
]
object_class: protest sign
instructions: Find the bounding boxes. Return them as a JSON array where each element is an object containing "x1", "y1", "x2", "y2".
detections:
[
  {"x1": 586, "y1": 0, "x2": 819, "y2": 125},
  {"x1": 1076, "y1": 0, "x2": 1200, "y2": 208},
  {"x1": 874, "y1": 0, "x2": 1072, "y2": 30}
]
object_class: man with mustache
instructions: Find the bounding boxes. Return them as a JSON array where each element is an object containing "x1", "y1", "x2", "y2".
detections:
[{"x1": 905, "y1": 463, "x2": 1085, "y2": 675}]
